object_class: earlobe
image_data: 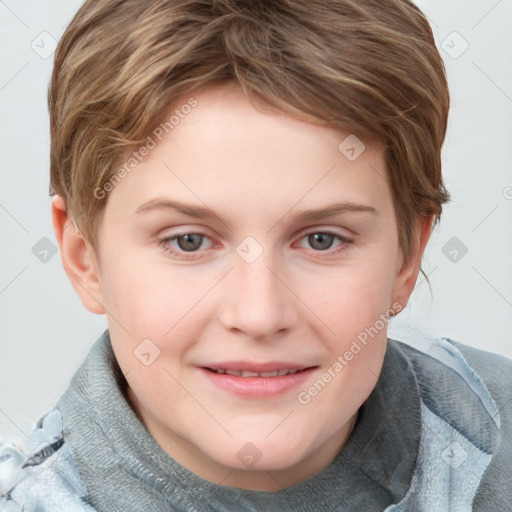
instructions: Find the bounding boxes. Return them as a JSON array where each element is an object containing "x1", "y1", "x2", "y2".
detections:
[
  {"x1": 51, "y1": 195, "x2": 105, "y2": 315},
  {"x1": 391, "y1": 216, "x2": 434, "y2": 311}
]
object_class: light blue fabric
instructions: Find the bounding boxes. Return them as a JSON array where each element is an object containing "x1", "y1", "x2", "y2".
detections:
[
  {"x1": 426, "y1": 337, "x2": 500, "y2": 429},
  {"x1": 385, "y1": 404, "x2": 492, "y2": 512},
  {"x1": 0, "y1": 409, "x2": 94, "y2": 511}
]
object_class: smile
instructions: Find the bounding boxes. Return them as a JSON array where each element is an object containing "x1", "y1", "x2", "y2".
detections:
[
  {"x1": 200, "y1": 366, "x2": 317, "y2": 398},
  {"x1": 206, "y1": 368, "x2": 305, "y2": 377}
]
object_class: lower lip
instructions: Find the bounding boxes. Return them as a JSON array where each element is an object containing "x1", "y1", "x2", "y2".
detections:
[{"x1": 199, "y1": 367, "x2": 317, "y2": 398}]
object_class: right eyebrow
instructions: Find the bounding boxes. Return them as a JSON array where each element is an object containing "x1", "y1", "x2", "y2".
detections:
[{"x1": 135, "y1": 198, "x2": 218, "y2": 219}]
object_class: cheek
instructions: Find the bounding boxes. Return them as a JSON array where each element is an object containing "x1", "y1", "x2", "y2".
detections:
[
  {"x1": 99, "y1": 248, "x2": 187, "y2": 334},
  {"x1": 301, "y1": 278, "x2": 390, "y2": 426},
  {"x1": 98, "y1": 249, "x2": 212, "y2": 377},
  {"x1": 101, "y1": 255, "x2": 199, "y2": 416},
  {"x1": 309, "y1": 261, "x2": 396, "y2": 339},
  {"x1": 299, "y1": 260, "x2": 393, "y2": 409}
]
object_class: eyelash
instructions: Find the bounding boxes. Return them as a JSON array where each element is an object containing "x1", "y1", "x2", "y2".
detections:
[{"x1": 156, "y1": 230, "x2": 353, "y2": 260}]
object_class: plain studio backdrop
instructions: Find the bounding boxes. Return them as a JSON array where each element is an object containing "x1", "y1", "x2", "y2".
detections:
[{"x1": 1, "y1": 1, "x2": 511, "y2": 442}]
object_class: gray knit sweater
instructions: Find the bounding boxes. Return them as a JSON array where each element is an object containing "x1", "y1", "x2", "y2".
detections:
[{"x1": 1, "y1": 330, "x2": 511, "y2": 511}]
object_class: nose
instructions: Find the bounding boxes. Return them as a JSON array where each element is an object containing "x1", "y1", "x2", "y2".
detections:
[{"x1": 219, "y1": 248, "x2": 298, "y2": 340}]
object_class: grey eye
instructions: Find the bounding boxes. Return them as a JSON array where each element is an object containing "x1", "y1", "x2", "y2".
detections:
[
  {"x1": 307, "y1": 233, "x2": 335, "y2": 251},
  {"x1": 176, "y1": 233, "x2": 204, "y2": 252}
]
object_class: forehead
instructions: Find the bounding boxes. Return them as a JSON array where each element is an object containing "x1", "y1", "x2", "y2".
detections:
[{"x1": 104, "y1": 82, "x2": 393, "y2": 226}]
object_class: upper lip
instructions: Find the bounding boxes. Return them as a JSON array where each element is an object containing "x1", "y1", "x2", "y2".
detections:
[{"x1": 200, "y1": 361, "x2": 316, "y2": 372}]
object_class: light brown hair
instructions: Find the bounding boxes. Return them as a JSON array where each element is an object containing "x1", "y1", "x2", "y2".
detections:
[{"x1": 49, "y1": 0, "x2": 450, "y2": 264}]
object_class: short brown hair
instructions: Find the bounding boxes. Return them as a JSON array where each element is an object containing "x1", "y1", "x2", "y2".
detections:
[{"x1": 49, "y1": 0, "x2": 450, "y2": 262}]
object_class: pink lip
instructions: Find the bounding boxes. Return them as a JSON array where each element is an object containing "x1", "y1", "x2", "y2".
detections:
[{"x1": 199, "y1": 366, "x2": 318, "y2": 399}]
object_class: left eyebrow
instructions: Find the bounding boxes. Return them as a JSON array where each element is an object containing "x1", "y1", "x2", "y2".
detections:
[
  {"x1": 292, "y1": 202, "x2": 379, "y2": 221},
  {"x1": 134, "y1": 198, "x2": 379, "y2": 222}
]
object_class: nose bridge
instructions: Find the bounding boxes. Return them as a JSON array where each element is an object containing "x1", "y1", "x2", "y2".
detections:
[{"x1": 220, "y1": 238, "x2": 296, "y2": 338}]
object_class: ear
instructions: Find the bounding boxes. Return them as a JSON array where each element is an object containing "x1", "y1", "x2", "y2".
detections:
[
  {"x1": 391, "y1": 216, "x2": 433, "y2": 312},
  {"x1": 52, "y1": 195, "x2": 105, "y2": 314}
]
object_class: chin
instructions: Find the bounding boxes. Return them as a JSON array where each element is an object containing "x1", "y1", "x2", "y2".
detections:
[{"x1": 207, "y1": 437, "x2": 311, "y2": 472}]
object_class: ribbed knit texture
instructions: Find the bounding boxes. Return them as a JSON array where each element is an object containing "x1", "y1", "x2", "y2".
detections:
[{"x1": 56, "y1": 331, "x2": 421, "y2": 511}]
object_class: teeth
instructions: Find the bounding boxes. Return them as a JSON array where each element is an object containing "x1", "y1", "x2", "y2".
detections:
[
  {"x1": 259, "y1": 370, "x2": 279, "y2": 377},
  {"x1": 241, "y1": 371, "x2": 260, "y2": 377},
  {"x1": 212, "y1": 368, "x2": 303, "y2": 377}
]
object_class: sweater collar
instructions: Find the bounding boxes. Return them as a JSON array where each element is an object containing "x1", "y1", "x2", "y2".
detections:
[{"x1": 57, "y1": 331, "x2": 421, "y2": 511}]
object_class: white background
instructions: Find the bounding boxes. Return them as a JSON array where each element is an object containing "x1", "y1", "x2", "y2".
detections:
[{"x1": 1, "y1": 0, "x2": 511, "y2": 442}]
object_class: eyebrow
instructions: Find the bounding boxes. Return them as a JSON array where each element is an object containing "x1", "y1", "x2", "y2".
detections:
[{"x1": 135, "y1": 198, "x2": 379, "y2": 221}]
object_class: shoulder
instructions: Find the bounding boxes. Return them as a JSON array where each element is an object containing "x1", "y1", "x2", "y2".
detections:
[
  {"x1": 446, "y1": 337, "x2": 512, "y2": 400},
  {"x1": 0, "y1": 408, "x2": 97, "y2": 511},
  {"x1": 390, "y1": 335, "x2": 512, "y2": 510},
  {"x1": 393, "y1": 335, "x2": 512, "y2": 432}
]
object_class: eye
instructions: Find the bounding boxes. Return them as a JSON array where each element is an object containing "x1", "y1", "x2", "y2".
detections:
[
  {"x1": 157, "y1": 229, "x2": 352, "y2": 260},
  {"x1": 297, "y1": 231, "x2": 352, "y2": 255},
  {"x1": 157, "y1": 232, "x2": 214, "y2": 259}
]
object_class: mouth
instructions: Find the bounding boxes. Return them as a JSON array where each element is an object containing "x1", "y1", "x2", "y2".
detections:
[
  {"x1": 204, "y1": 367, "x2": 310, "y2": 377},
  {"x1": 199, "y1": 364, "x2": 318, "y2": 398}
]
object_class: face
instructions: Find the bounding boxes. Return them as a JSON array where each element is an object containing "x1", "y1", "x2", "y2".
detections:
[{"x1": 61, "y1": 81, "x2": 422, "y2": 491}]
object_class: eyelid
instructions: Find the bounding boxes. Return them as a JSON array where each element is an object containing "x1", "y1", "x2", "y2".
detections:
[
  {"x1": 294, "y1": 229, "x2": 352, "y2": 254},
  {"x1": 295, "y1": 224, "x2": 355, "y2": 238},
  {"x1": 157, "y1": 226, "x2": 353, "y2": 260},
  {"x1": 158, "y1": 230, "x2": 216, "y2": 256}
]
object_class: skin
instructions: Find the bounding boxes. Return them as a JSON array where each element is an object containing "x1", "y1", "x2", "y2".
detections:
[{"x1": 52, "y1": 81, "x2": 432, "y2": 492}]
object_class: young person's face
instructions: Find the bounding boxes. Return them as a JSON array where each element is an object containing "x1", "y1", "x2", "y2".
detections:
[{"x1": 58, "y1": 81, "x2": 425, "y2": 491}]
